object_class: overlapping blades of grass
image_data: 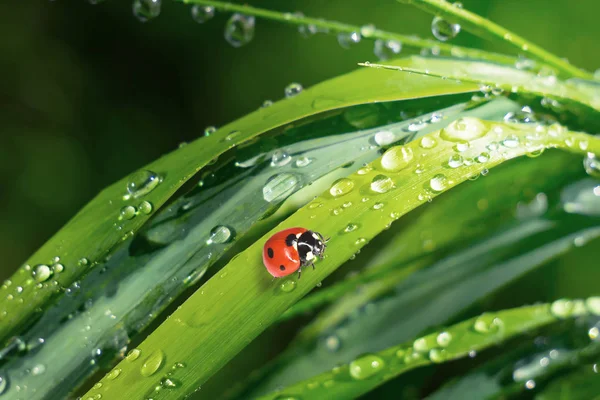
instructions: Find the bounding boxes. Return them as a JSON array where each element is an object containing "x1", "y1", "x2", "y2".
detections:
[{"x1": 84, "y1": 119, "x2": 600, "y2": 399}]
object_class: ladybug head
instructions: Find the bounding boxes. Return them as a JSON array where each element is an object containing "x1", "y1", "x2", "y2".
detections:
[{"x1": 297, "y1": 230, "x2": 327, "y2": 266}]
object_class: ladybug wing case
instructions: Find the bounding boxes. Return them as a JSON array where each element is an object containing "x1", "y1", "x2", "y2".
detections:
[{"x1": 263, "y1": 228, "x2": 306, "y2": 277}]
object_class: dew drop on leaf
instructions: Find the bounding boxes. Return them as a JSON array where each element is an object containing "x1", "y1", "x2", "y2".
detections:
[
  {"x1": 373, "y1": 130, "x2": 395, "y2": 146},
  {"x1": 32, "y1": 264, "x2": 52, "y2": 283},
  {"x1": 138, "y1": 201, "x2": 153, "y2": 215},
  {"x1": 0, "y1": 375, "x2": 8, "y2": 394},
  {"x1": 380, "y1": 145, "x2": 413, "y2": 172},
  {"x1": 447, "y1": 154, "x2": 463, "y2": 168},
  {"x1": 132, "y1": 0, "x2": 161, "y2": 22},
  {"x1": 207, "y1": 225, "x2": 234, "y2": 244},
  {"x1": 428, "y1": 348, "x2": 448, "y2": 363},
  {"x1": 107, "y1": 368, "x2": 121, "y2": 380},
  {"x1": 501, "y1": 135, "x2": 520, "y2": 148},
  {"x1": 431, "y1": 16, "x2": 461, "y2": 41},
  {"x1": 370, "y1": 175, "x2": 394, "y2": 193},
  {"x1": 583, "y1": 153, "x2": 600, "y2": 177},
  {"x1": 329, "y1": 178, "x2": 355, "y2": 197},
  {"x1": 271, "y1": 150, "x2": 292, "y2": 167},
  {"x1": 140, "y1": 349, "x2": 165, "y2": 377},
  {"x1": 436, "y1": 331, "x2": 452, "y2": 347},
  {"x1": 204, "y1": 126, "x2": 216, "y2": 137},
  {"x1": 280, "y1": 279, "x2": 296, "y2": 293},
  {"x1": 284, "y1": 83, "x2": 303, "y2": 98},
  {"x1": 126, "y1": 348, "x2": 141, "y2": 362},
  {"x1": 429, "y1": 174, "x2": 448, "y2": 193},
  {"x1": 263, "y1": 173, "x2": 300, "y2": 202},
  {"x1": 586, "y1": 297, "x2": 600, "y2": 315},
  {"x1": 224, "y1": 14, "x2": 255, "y2": 47},
  {"x1": 125, "y1": 170, "x2": 160, "y2": 199},
  {"x1": 120, "y1": 205, "x2": 137, "y2": 220},
  {"x1": 419, "y1": 136, "x2": 438, "y2": 149},
  {"x1": 191, "y1": 5, "x2": 215, "y2": 24},
  {"x1": 349, "y1": 354, "x2": 385, "y2": 380},
  {"x1": 440, "y1": 117, "x2": 486, "y2": 142},
  {"x1": 294, "y1": 156, "x2": 312, "y2": 168}
]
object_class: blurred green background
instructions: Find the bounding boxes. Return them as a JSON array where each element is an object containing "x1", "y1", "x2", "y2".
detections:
[{"x1": 1, "y1": 0, "x2": 598, "y2": 281}]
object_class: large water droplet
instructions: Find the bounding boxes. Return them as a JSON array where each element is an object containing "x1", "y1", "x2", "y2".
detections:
[
  {"x1": 207, "y1": 225, "x2": 234, "y2": 244},
  {"x1": 191, "y1": 5, "x2": 215, "y2": 24},
  {"x1": 32, "y1": 264, "x2": 52, "y2": 283},
  {"x1": 284, "y1": 83, "x2": 303, "y2": 98},
  {"x1": 370, "y1": 175, "x2": 395, "y2": 193},
  {"x1": 381, "y1": 145, "x2": 413, "y2": 172},
  {"x1": 429, "y1": 174, "x2": 448, "y2": 193},
  {"x1": 374, "y1": 130, "x2": 395, "y2": 146},
  {"x1": 120, "y1": 205, "x2": 137, "y2": 220},
  {"x1": 440, "y1": 117, "x2": 486, "y2": 142},
  {"x1": 271, "y1": 150, "x2": 292, "y2": 167},
  {"x1": 125, "y1": 170, "x2": 160, "y2": 199},
  {"x1": 337, "y1": 31, "x2": 361, "y2": 49},
  {"x1": 373, "y1": 39, "x2": 402, "y2": 60},
  {"x1": 431, "y1": 16, "x2": 461, "y2": 41},
  {"x1": 140, "y1": 349, "x2": 165, "y2": 377},
  {"x1": 447, "y1": 154, "x2": 463, "y2": 168},
  {"x1": 0, "y1": 374, "x2": 8, "y2": 394},
  {"x1": 329, "y1": 178, "x2": 355, "y2": 197},
  {"x1": 349, "y1": 354, "x2": 385, "y2": 380},
  {"x1": 224, "y1": 14, "x2": 255, "y2": 47},
  {"x1": 263, "y1": 173, "x2": 300, "y2": 202},
  {"x1": 138, "y1": 201, "x2": 153, "y2": 215},
  {"x1": 132, "y1": 0, "x2": 161, "y2": 22},
  {"x1": 584, "y1": 153, "x2": 600, "y2": 177}
]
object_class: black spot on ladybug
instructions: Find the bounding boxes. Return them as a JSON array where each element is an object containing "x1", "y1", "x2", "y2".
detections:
[
  {"x1": 267, "y1": 248, "x2": 274, "y2": 258},
  {"x1": 285, "y1": 234, "x2": 297, "y2": 247},
  {"x1": 279, "y1": 265, "x2": 286, "y2": 271}
]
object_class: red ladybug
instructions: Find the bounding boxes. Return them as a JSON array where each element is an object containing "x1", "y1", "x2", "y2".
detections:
[{"x1": 263, "y1": 227, "x2": 327, "y2": 278}]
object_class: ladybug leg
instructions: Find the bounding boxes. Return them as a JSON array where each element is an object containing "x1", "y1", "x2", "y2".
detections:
[
  {"x1": 297, "y1": 268, "x2": 302, "y2": 280},
  {"x1": 311, "y1": 262, "x2": 316, "y2": 270}
]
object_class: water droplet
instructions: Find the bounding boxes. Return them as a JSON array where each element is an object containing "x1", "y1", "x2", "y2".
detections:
[
  {"x1": 373, "y1": 39, "x2": 402, "y2": 60},
  {"x1": 126, "y1": 348, "x2": 141, "y2": 361},
  {"x1": 550, "y1": 298, "x2": 578, "y2": 318},
  {"x1": 325, "y1": 335, "x2": 341, "y2": 352},
  {"x1": 132, "y1": 0, "x2": 161, "y2": 22},
  {"x1": 207, "y1": 225, "x2": 234, "y2": 244},
  {"x1": 436, "y1": 331, "x2": 452, "y2": 347},
  {"x1": 107, "y1": 368, "x2": 121, "y2": 380},
  {"x1": 280, "y1": 279, "x2": 296, "y2": 293},
  {"x1": 140, "y1": 349, "x2": 165, "y2": 377},
  {"x1": 429, "y1": 174, "x2": 448, "y2": 193},
  {"x1": 31, "y1": 363, "x2": 46, "y2": 375},
  {"x1": 0, "y1": 375, "x2": 8, "y2": 394},
  {"x1": 338, "y1": 31, "x2": 361, "y2": 49},
  {"x1": 284, "y1": 82, "x2": 303, "y2": 98},
  {"x1": 428, "y1": 348, "x2": 448, "y2": 363},
  {"x1": 589, "y1": 327, "x2": 599, "y2": 340},
  {"x1": 349, "y1": 354, "x2": 385, "y2": 380},
  {"x1": 355, "y1": 237, "x2": 367, "y2": 246},
  {"x1": 370, "y1": 174, "x2": 394, "y2": 193},
  {"x1": 295, "y1": 156, "x2": 312, "y2": 168},
  {"x1": 78, "y1": 257, "x2": 90, "y2": 267},
  {"x1": 204, "y1": 126, "x2": 216, "y2": 136},
  {"x1": 32, "y1": 264, "x2": 52, "y2": 283},
  {"x1": 372, "y1": 202, "x2": 384, "y2": 210},
  {"x1": 447, "y1": 154, "x2": 463, "y2": 168},
  {"x1": 224, "y1": 14, "x2": 255, "y2": 47},
  {"x1": 329, "y1": 178, "x2": 355, "y2": 197},
  {"x1": 420, "y1": 136, "x2": 438, "y2": 149},
  {"x1": 584, "y1": 153, "x2": 600, "y2": 177},
  {"x1": 344, "y1": 223, "x2": 358, "y2": 233},
  {"x1": 271, "y1": 150, "x2": 292, "y2": 167},
  {"x1": 139, "y1": 201, "x2": 153, "y2": 215},
  {"x1": 191, "y1": 5, "x2": 214, "y2": 24},
  {"x1": 120, "y1": 205, "x2": 137, "y2": 220},
  {"x1": 381, "y1": 145, "x2": 413, "y2": 172},
  {"x1": 357, "y1": 165, "x2": 372, "y2": 175},
  {"x1": 125, "y1": 170, "x2": 160, "y2": 199},
  {"x1": 586, "y1": 297, "x2": 600, "y2": 315},
  {"x1": 160, "y1": 377, "x2": 180, "y2": 388},
  {"x1": 441, "y1": 117, "x2": 486, "y2": 142},
  {"x1": 525, "y1": 379, "x2": 536, "y2": 390},
  {"x1": 374, "y1": 130, "x2": 395, "y2": 146},
  {"x1": 501, "y1": 135, "x2": 520, "y2": 148},
  {"x1": 473, "y1": 313, "x2": 503, "y2": 333},
  {"x1": 431, "y1": 16, "x2": 461, "y2": 41},
  {"x1": 263, "y1": 173, "x2": 300, "y2": 202}
]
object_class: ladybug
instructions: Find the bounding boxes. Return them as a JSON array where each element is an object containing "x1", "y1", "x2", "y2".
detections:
[{"x1": 263, "y1": 227, "x2": 327, "y2": 278}]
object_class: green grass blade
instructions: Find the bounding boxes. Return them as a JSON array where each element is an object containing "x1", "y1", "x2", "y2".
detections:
[
  {"x1": 258, "y1": 299, "x2": 600, "y2": 399},
  {"x1": 179, "y1": 0, "x2": 518, "y2": 67},
  {"x1": 83, "y1": 121, "x2": 600, "y2": 399},
  {"x1": 360, "y1": 58, "x2": 600, "y2": 113},
  {"x1": 397, "y1": 0, "x2": 592, "y2": 80}
]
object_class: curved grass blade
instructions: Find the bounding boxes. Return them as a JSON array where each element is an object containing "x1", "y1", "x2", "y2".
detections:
[
  {"x1": 397, "y1": 0, "x2": 592, "y2": 80},
  {"x1": 360, "y1": 57, "x2": 600, "y2": 114},
  {"x1": 0, "y1": 98, "x2": 487, "y2": 399},
  {"x1": 258, "y1": 299, "x2": 600, "y2": 399},
  {"x1": 0, "y1": 56, "x2": 476, "y2": 344},
  {"x1": 83, "y1": 121, "x2": 600, "y2": 399},
  {"x1": 180, "y1": 0, "x2": 518, "y2": 67}
]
